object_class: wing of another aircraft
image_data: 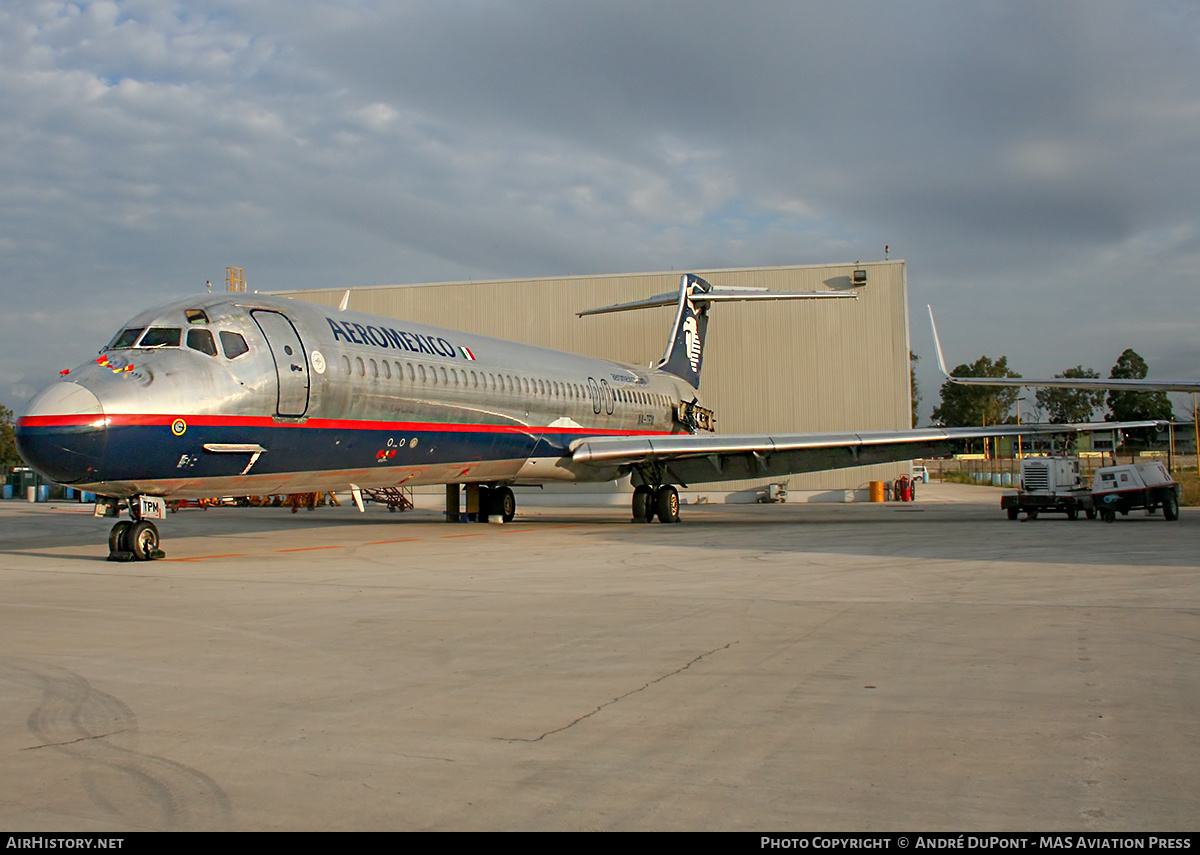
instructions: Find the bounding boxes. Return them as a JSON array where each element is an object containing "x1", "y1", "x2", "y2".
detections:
[
  {"x1": 928, "y1": 306, "x2": 1200, "y2": 392},
  {"x1": 570, "y1": 421, "x2": 1160, "y2": 485}
]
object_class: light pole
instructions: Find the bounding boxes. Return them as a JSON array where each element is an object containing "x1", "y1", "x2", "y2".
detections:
[{"x1": 1015, "y1": 396, "x2": 1025, "y2": 460}]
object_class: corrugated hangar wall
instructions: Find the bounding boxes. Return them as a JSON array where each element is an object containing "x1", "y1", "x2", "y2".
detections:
[{"x1": 273, "y1": 260, "x2": 912, "y2": 495}]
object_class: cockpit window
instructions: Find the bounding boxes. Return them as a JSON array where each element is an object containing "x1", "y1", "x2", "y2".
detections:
[
  {"x1": 187, "y1": 329, "x2": 218, "y2": 356},
  {"x1": 139, "y1": 327, "x2": 182, "y2": 348},
  {"x1": 185, "y1": 309, "x2": 210, "y2": 325},
  {"x1": 220, "y1": 331, "x2": 249, "y2": 359},
  {"x1": 109, "y1": 328, "x2": 145, "y2": 349}
]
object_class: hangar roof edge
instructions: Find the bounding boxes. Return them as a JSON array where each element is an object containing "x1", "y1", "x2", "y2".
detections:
[{"x1": 267, "y1": 259, "x2": 906, "y2": 296}]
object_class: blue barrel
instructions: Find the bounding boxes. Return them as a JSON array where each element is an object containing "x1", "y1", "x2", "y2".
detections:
[
  {"x1": 2, "y1": 484, "x2": 11, "y2": 500},
  {"x1": 37, "y1": 485, "x2": 49, "y2": 502}
]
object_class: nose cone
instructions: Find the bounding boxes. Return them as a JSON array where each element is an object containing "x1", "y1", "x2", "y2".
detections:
[{"x1": 16, "y1": 382, "x2": 108, "y2": 485}]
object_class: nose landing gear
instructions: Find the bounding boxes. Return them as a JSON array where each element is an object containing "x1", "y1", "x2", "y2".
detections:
[
  {"x1": 108, "y1": 518, "x2": 164, "y2": 561},
  {"x1": 101, "y1": 496, "x2": 167, "y2": 562}
]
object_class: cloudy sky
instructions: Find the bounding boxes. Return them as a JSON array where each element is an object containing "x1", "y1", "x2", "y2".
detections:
[{"x1": 4, "y1": 0, "x2": 1200, "y2": 423}]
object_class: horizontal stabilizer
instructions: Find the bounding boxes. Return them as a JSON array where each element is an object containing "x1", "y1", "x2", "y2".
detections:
[{"x1": 579, "y1": 286, "x2": 856, "y2": 317}]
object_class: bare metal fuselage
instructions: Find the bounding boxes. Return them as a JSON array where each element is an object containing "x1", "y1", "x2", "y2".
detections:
[{"x1": 17, "y1": 293, "x2": 692, "y2": 498}]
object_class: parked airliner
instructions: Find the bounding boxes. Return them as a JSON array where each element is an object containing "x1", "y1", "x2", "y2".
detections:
[{"x1": 16, "y1": 275, "x2": 1153, "y2": 561}]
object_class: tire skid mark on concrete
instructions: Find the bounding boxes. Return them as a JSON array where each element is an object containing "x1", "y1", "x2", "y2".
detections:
[{"x1": 1, "y1": 659, "x2": 233, "y2": 831}]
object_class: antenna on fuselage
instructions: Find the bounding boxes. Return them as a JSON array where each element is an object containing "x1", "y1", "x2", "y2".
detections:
[{"x1": 338, "y1": 289, "x2": 350, "y2": 311}]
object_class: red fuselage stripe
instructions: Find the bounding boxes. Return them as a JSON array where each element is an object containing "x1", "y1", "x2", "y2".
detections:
[{"x1": 18, "y1": 412, "x2": 674, "y2": 437}]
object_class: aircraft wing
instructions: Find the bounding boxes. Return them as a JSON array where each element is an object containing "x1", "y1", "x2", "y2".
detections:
[
  {"x1": 569, "y1": 421, "x2": 1160, "y2": 485},
  {"x1": 934, "y1": 375, "x2": 1200, "y2": 393},
  {"x1": 928, "y1": 306, "x2": 1200, "y2": 392}
]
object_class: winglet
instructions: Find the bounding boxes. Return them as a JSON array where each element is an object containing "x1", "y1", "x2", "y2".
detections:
[{"x1": 927, "y1": 305, "x2": 953, "y2": 379}]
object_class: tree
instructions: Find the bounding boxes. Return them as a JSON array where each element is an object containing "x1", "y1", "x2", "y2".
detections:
[
  {"x1": 0, "y1": 404, "x2": 19, "y2": 472},
  {"x1": 932, "y1": 355, "x2": 1021, "y2": 427},
  {"x1": 1035, "y1": 366, "x2": 1106, "y2": 423},
  {"x1": 1106, "y1": 349, "x2": 1173, "y2": 447},
  {"x1": 910, "y1": 351, "x2": 921, "y2": 427}
]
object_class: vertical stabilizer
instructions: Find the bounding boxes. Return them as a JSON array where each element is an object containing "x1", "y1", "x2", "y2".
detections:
[{"x1": 657, "y1": 274, "x2": 712, "y2": 389}]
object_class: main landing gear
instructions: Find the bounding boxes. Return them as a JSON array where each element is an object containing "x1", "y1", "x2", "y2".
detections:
[
  {"x1": 631, "y1": 484, "x2": 680, "y2": 524},
  {"x1": 477, "y1": 485, "x2": 517, "y2": 523},
  {"x1": 447, "y1": 484, "x2": 517, "y2": 523},
  {"x1": 101, "y1": 497, "x2": 166, "y2": 562},
  {"x1": 630, "y1": 462, "x2": 682, "y2": 524}
]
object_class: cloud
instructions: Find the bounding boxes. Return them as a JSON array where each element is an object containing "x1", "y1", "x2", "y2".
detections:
[{"x1": 2, "y1": 1, "x2": 1200, "y2": 421}]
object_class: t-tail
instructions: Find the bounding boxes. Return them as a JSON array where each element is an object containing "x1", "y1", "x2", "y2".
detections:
[
  {"x1": 656, "y1": 274, "x2": 712, "y2": 388},
  {"x1": 578, "y1": 272, "x2": 861, "y2": 389}
]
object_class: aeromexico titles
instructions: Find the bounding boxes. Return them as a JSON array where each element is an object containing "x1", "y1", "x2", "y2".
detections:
[{"x1": 16, "y1": 274, "x2": 1156, "y2": 561}]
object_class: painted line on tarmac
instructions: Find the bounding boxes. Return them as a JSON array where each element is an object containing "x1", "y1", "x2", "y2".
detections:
[
  {"x1": 161, "y1": 523, "x2": 581, "y2": 562},
  {"x1": 164, "y1": 554, "x2": 246, "y2": 562}
]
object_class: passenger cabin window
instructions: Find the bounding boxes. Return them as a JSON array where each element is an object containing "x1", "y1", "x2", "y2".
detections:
[
  {"x1": 186, "y1": 329, "x2": 217, "y2": 356},
  {"x1": 139, "y1": 328, "x2": 181, "y2": 348},
  {"x1": 220, "y1": 331, "x2": 249, "y2": 359}
]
